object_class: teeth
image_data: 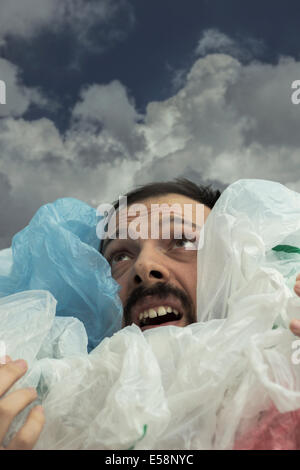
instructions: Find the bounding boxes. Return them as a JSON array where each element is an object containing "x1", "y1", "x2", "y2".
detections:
[
  {"x1": 148, "y1": 308, "x2": 157, "y2": 318},
  {"x1": 139, "y1": 305, "x2": 180, "y2": 322},
  {"x1": 157, "y1": 306, "x2": 166, "y2": 316}
]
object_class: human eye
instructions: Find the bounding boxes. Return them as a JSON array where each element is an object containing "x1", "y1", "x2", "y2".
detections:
[
  {"x1": 108, "y1": 251, "x2": 131, "y2": 266},
  {"x1": 173, "y1": 235, "x2": 197, "y2": 250}
]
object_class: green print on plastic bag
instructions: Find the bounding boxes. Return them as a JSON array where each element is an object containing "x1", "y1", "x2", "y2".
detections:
[
  {"x1": 127, "y1": 424, "x2": 148, "y2": 450},
  {"x1": 272, "y1": 245, "x2": 300, "y2": 255}
]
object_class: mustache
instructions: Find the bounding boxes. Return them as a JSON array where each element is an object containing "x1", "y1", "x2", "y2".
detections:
[{"x1": 123, "y1": 282, "x2": 195, "y2": 326}]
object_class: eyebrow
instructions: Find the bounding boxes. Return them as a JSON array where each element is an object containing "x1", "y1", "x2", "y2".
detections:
[{"x1": 101, "y1": 215, "x2": 200, "y2": 257}]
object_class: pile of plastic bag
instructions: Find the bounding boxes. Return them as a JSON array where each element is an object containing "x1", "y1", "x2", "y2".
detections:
[
  {"x1": 0, "y1": 198, "x2": 123, "y2": 352},
  {"x1": 1, "y1": 179, "x2": 300, "y2": 449}
]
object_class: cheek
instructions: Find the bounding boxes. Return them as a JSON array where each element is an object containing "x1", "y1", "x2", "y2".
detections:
[
  {"x1": 114, "y1": 273, "x2": 130, "y2": 311},
  {"x1": 180, "y1": 261, "x2": 197, "y2": 303},
  {"x1": 117, "y1": 282, "x2": 127, "y2": 306}
]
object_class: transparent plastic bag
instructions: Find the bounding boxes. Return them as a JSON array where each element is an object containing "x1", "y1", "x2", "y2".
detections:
[
  {"x1": 0, "y1": 198, "x2": 123, "y2": 351},
  {"x1": 1, "y1": 179, "x2": 300, "y2": 449}
]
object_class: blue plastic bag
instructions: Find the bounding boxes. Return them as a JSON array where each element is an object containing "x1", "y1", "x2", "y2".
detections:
[{"x1": 0, "y1": 198, "x2": 123, "y2": 352}]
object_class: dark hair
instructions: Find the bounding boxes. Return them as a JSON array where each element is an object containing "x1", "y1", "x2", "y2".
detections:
[{"x1": 99, "y1": 178, "x2": 221, "y2": 254}]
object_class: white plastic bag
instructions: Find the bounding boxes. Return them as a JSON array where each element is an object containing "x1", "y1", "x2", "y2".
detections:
[{"x1": 1, "y1": 178, "x2": 300, "y2": 449}]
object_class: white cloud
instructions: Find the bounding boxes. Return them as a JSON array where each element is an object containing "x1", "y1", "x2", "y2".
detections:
[
  {"x1": 196, "y1": 29, "x2": 237, "y2": 57},
  {"x1": 0, "y1": 0, "x2": 134, "y2": 49},
  {"x1": 0, "y1": 81, "x2": 143, "y2": 247},
  {"x1": 0, "y1": 58, "x2": 47, "y2": 117},
  {"x1": 1, "y1": 30, "x2": 300, "y2": 248},
  {"x1": 196, "y1": 28, "x2": 265, "y2": 62},
  {"x1": 0, "y1": 0, "x2": 58, "y2": 41},
  {"x1": 137, "y1": 52, "x2": 300, "y2": 192},
  {"x1": 71, "y1": 81, "x2": 144, "y2": 154}
]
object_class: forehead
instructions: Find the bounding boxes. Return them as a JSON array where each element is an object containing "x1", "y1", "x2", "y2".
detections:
[
  {"x1": 135, "y1": 194, "x2": 200, "y2": 210},
  {"x1": 124, "y1": 193, "x2": 211, "y2": 222},
  {"x1": 101, "y1": 193, "x2": 211, "y2": 253},
  {"x1": 113, "y1": 193, "x2": 210, "y2": 234}
]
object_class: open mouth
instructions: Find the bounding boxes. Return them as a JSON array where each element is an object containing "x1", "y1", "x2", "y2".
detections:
[{"x1": 138, "y1": 305, "x2": 183, "y2": 329}]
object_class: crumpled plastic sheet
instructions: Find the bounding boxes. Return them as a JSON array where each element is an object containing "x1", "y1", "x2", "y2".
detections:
[
  {"x1": 1, "y1": 179, "x2": 300, "y2": 450},
  {"x1": 0, "y1": 197, "x2": 123, "y2": 352},
  {"x1": 234, "y1": 405, "x2": 300, "y2": 450}
]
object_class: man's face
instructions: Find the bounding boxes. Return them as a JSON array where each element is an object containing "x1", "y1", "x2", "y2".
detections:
[{"x1": 102, "y1": 193, "x2": 211, "y2": 331}]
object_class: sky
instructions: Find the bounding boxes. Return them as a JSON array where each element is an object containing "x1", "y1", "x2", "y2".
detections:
[{"x1": 0, "y1": 0, "x2": 300, "y2": 248}]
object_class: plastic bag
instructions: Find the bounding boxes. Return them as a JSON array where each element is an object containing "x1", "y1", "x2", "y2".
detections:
[
  {"x1": 1, "y1": 178, "x2": 300, "y2": 449},
  {"x1": 0, "y1": 198, "x2": 123, "y2": 351},
  {"x1": 197, "y1": 178, "x2": 300, "y2": 324}
]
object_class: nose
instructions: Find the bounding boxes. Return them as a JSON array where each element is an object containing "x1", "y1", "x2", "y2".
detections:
[{"x1": 131, "y1": 243, "x2": 171, "y2": 287}]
